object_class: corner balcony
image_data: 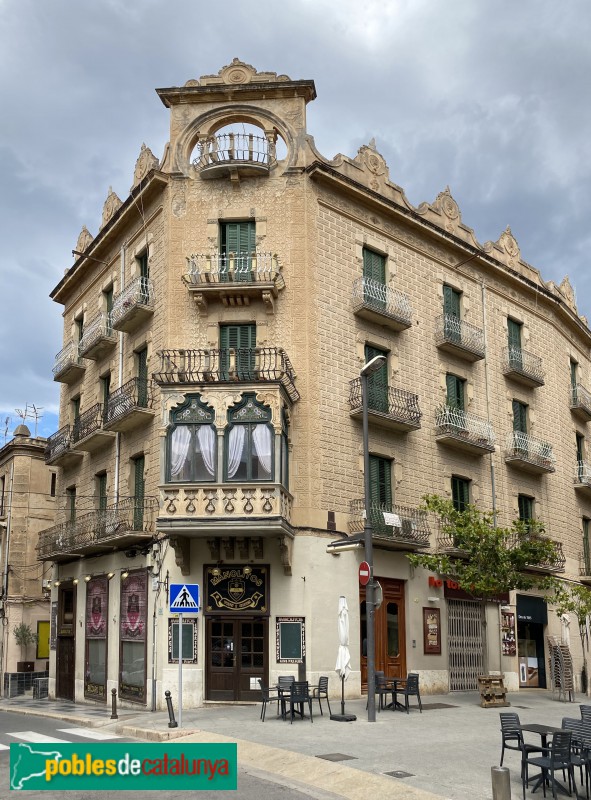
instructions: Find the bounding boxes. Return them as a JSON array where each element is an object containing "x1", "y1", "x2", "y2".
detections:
[
  {"x1": 194, "y1": 133, "x2": 276, "y2": 181},
  {"x1": 502, "y1": 346, "x2": 545, "y2": 388},
  {"x1": 103, "y1": 378, "x2": 156, "y2": 432},
  {"x1": 71, "y1": 404, "x2": 115, "y2": 453},
  {"x1": 37, "y1": 497, "x2": 157, "y2": 562},
  {"x1": 78, "y1": 312, "x2": 116, "y2": 361},
  {"x1": 574, "y1": 462, "x2": 591, "y2": 497},
  {"x1": 158, "y1": 483, "x2": 293, "y2": 538},
  {"x1": 435, "y1": 406, "x2": 495, "y2": 455},
  {"x1": 152, "y1": 347, "x2": 300, "y2": 403},
  {"x1": 111, "y1": 277, "x2": 154, "y2": 333},
  {"x1": 52, "y1": 341, "x2": 86, "y2": 384},
  {"x1": 349, "y1": 379, "x2": 421, "y2": 432},
  {"x1": 505, "y1": 431, "x2": 555, "y2": 474},
  {"x1": 45, "y1": 426, "x2": 84, "y2": 468},
  {"x1": 571, "y1": 384, "x2": 591, "y2": 422},
  {"x1": 352, "y1": 277, "x2": 412, "y2": 332},
  {"x1": 349, "y1": 500, "x2": 430, "y2": 550},
  {"x1": 182, "y1": 252, "x2": 285, "y2": 313},
  {"x1": 435, "y1": 314, "x2": 485, "y2": 362}
]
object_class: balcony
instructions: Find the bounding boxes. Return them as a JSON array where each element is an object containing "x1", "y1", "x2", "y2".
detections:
[
  {"x1": 194, "y1": 133, "x2": 276, "y2": 180},
  {"x1": 152, "y1": 347, "x2": 300, "y2": 403},
  {"x1": 103, "y1": 378, "x2": 156, "y2": 432},
  {"x1": 182, "y1": 252, "x2": 285, "y2": 313},
  {"x1": 351, "y1": 277, "x2": 412, "y2": 332},
  {"x1": 52, "y1": 341, "x2": 86, "y2": 384},
  {"x1": 508, "y1": 531, "x2": 565, "y2": 574},
  {"x1": 505, "y1": 431, "x2": 555, "y2": 474},
  {"x1": 435, "y1": 314, "x2": 485, "y2": 362},
  {"x1": 78, "y1": 312, "x2": 116, "y2": 361},
  {"x1": 435, "y1": 406, "x2": 495, "y2": 455},
  {"x1": 574, "y1": 461, "x2": 591, "y2": 496},
  {"x1": 502, "y1": 346, "x2": 545, "y2": 388},
  {"x1": 71, "y1": 404, "x2": 115, "y2": 453},
  {"x1": 349, "y1": 500, "x2": 430, "y2": 550},
  {"x1": 571, "y1": 384, "x2": 591, "y2": 422},
  {"x1": 111, "y1": 277, "x2": 154, "y2": 333},
  {"x1": 45, "y1": 426, "x2": 83, "y2": 468},
  {"x1": 580, "y1": 546, "x2": 591, "y2": 585},
  {"x1": 349, "y1": 379, "x2": 421, "y2": 432},
  {"x1": 158, "y1": 483, "x2": 293, "y2": 537},
  {"x1": 37, "y1": 497, "x2": 157, "y2": 562}
]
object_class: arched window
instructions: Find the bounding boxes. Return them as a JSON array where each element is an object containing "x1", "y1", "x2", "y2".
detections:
[
  {"x1": 224, "y1": 394, "x2": 273, "y2": 482},
  {"x1": 167, "y1": 396, "x2": 216, "y2": 483}
]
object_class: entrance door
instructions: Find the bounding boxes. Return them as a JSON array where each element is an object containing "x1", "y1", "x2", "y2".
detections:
[
  {"x1": 56, "y1": 585, "x2": 76, "y2": 700},
  {"x1": 448, "y1": 599, "x2": 484, "y2": 691},
  {"x1": 206, "y1": 617, "x2": 267, "y2": 701},
  {"x1": 360, "y1": 578, "x2": 406, "y2": 689}
]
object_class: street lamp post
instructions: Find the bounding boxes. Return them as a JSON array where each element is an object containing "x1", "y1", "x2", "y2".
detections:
[{"x1": 360, "y1": 354, "x2": 387, "y2": 723}]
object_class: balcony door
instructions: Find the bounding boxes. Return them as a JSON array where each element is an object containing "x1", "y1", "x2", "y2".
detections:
[
  {"x1": 205, "y1": 617, "x2": 267, "y2": 701},
  {"x1": 56, "y1": 585, "x2": 76, "y2": 701},
  {"x1": 443, "y1": 285, "x2": 461, "y2": 342},
  {"x1": 508, "y1": 319, "x2": 523, "y2": 369},
  {"x1": 137, "y1": 348, "x2": 148, "y2": 407},
  {"x1": 363, "y1": 248, "x2": 386, "y2": 309},
  {"x1": 360, "y1": 578, "x2": 406, "y2": 689},
  {"x1": 221, "y1": 222, "x2": 255, "y2": 282},
  {"x1": 220, "y1": 324, "x2": 256, "y2": 380},
  {"x1": 365, "y1": 344, "x2": 388, "y2": 413}
]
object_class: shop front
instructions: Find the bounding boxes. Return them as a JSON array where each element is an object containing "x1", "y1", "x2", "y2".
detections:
[{"x1": 517, "y1": 594, "x2": 547, "y2": 689}]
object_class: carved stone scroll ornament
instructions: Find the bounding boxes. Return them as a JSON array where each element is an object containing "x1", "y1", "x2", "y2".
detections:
[
  {"x1": 221, "y1": 537, "x2": 235, "y2": 560},
  {"x1": 101, "y1": 186, "x2": 123, "y2": 229},
  {"x1": 74, "y1": 225, "x2": 94, "y2": 255},
  {"x1": 131, "y1": 143, "x2": 160, "y2": 191},
  {"x1": 498, "y1": 226, "x2": 521, "y2": 264},
  {"x1": 251, "y1": 537, "x2": 264, "y2": 559},
  {"x1": 207, "y1": 538, "x2": 221, "y2": 561},
  {"x1": 236, "y1": 537, "x2": 249, "y2": 560},
  {"x1": 169, "y1": 536, "x2": 190, "y2": 576},
  {"x1": 278, "y1": 535, "x2": 292, "y2": 576}
]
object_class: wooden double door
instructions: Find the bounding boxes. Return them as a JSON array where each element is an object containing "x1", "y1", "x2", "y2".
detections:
[
  {"x1": 205, "y1": 616, "x2": 268, "y2": 701},
  {"x1": 56, "y1": 585, "x2": 76, "y2": 700},
  {"x1": 360, "y1": 578, "x2": 406, "y2": 689}
]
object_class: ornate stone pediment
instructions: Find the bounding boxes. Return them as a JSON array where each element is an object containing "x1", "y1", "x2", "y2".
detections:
[
  {"x1": 498, "y1": 226, "x2": 521, "y2": 262},
  {"x1": 558, "y1": 275, "x2": 577, "y2": 312},
  {"x1": 131, "y1": 143, "x2": 159, "y2": 191},
  {"x1": 74, "y1": 225, "x2": 94, "y2": 255},
  {"x1": 353, "y1": 139, "x2": 390, "y2": 191},
  {"x1": 101, "y1": 186, "x2": 122, "y2": 229},
  {"x1": 194, "y1": 58, "x2": 291, "y2": 87}
]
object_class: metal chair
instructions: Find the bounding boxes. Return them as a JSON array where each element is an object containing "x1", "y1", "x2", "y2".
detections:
[
  {"x1": 499, "y1": 712, "x2": 542, "y2": 786},
  {"x1": 311, "y1": 676, "x2": 332, "y2": 716},
  {"x1": 394, "y1": 673, "x2": 423, "y2": 713},
  {"x1": 278, "y1": 675, "x2": 296, "y2": 719},
  {"x1": 257, "y1": 679, "x2": 279, "y2": 722},
  {"x1": 287, "y1": 681, "x2": 313, "y2": 724},
  {"x1": 522, "y1": 730, "x2": 574, "y2": 800}
]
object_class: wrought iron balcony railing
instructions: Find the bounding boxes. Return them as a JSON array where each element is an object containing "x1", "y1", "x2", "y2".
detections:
[
  {"x1": 349, "y1": 500, "x2": 430, "y2": 548},
  {"x1": 37, "y1": 497, "x2": 157, "y2": 561},
  {"x1": 575, "y1": 461, "x2": 591, "y2": 488},
  {"x1": 581, "y1": 541, "x2": 591, "y2": 579},
  {"x1": 507, "y1": 531, "x2": 566, "y2": 573},
  {"x1": 571, "y1": 384, "x2": 591, "y2": 420},
  {"x1": 435, "y1": 406, "x2": 495, "y2": 451},
  {"x1": 111, "y1": 277, "x2": 154, "y2": 331},
  {"x1": 152, "y1": 347, "x2": 299, "y2": 402},
  {"x1": 183, "y1": 251, "x2": 283, "y2": 287},
  {"x1": 104, "y1": 378, "x2": 155, "y2": 429},
  {"x1": 349, "y1": 379, "x2": 421, "y2": 430},
  {"x1": 505, "y1": 431, "x2": 555, "y2": 472},
  {"x1": 78, "y1": 311, "x2": 116, "y2": 358},
  {"x1": 45, "y1": 425, "x2": 75, "y2": 463},
  {"x1": 72, "y1": 403, "x2": 106, "y2": 444},
  {"x1": 351, "y1": 277, "x2": 412, "y2": 329},
  {"x1": 52, "y1": 341, "x2": 86, "y2": 383},
  {"x1": 503, "y1": 345, "x2": 545, "y2": 386},
  {"x1": 435, "y1": 314, "x2": 485, "y2": 360},
  {"x1": 193, "y1": 133, "x2": 276, "y2": 174}
]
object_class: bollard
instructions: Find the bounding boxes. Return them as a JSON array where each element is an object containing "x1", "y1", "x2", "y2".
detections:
[
  {"x1": 110, "y1": 688, "x2": 118, "y2": 721},
  {"x1": 491, "y1": 766, "x2": 511, "y2": 800},
  {"x1": 165, "y1": 690, "x2": 178, "y2": 728}
]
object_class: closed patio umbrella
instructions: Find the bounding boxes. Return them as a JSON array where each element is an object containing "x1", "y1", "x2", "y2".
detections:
[{"x1": 331, "y1": 596, "x2": 357, "y2": 722}]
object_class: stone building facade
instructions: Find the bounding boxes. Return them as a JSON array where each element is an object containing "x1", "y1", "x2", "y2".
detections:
[
  {"x1": 1, "y1": 425, "x2": 55, "y2": 695},
  {"x1": 41, "y1": 59, "x2": 591, "y2": 708}
]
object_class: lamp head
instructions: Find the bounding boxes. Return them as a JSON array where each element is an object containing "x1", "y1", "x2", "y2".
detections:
[{"x1": 360, "y1": 354, "x2": 387, "y2": 377}]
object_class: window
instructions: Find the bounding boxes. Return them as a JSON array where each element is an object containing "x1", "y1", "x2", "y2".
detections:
[
  {"x1": 101, "y1": 374, "x2": 111, "y2": 421},
  {"x1": 132, "y1": 455, "x2": 145, "y2": 530},
  {"x1": 75, "y1": 316, "x2": 84, "y2": 344},
  {"x1": 136, "y1": 347, "x2": 148, "y2": 407},
  {"x1": 507, "y1": 318, "x2": 523, "y2": 369},
  {"x1": 280, "y1": 408, "x2": 289, "y2": 489},
  {"x1": 50, "y1": 473, "x2": 56, "y2": 498},
  {"x1": 137, "y1": 251, "x2": 150, "y2": 303},
  {"x1": 96, "y1": 472, "x2": 108, "y2": 512},
  {"x1": 104, "y1": 287, "x2": 113, "y2": 333},
  {"x1": 0, "y1": 475, "x2": 5, "y2": 515},
  {"x1": 571, "y1": 359, "x2": 578, "y2": 389},
  {"x1": 369, "y1": 455, "x2": 392, "y2": 507},
  {"x1": 512, "y1": 400, "x2": 528, "y2": 433},
  {"x1": 451, "y1": 476, "x2": 470, "y2": 512},
  {"x1": 66, "y1": 485, "x2": 76, "y2": 523},
  {"x1": 224, "y1": 394, "x2": 273, "y2": 482},
  {"x1": 446, "y1": 374, "x2": 465, "y2": 411},
  {"x1": 220, "y1": 323, "x2": 256, "y2": 380},
  {"x1": 221, "y1": 221, "x2": 255, "y2": 281},
  {"x1": 518, "y1": 494, "x2": 534, "y2": 526},
  {"x1": 443, "y1": 285, "x2": 462, "y2": 342},
  {"x1": 71, "y1": 395, "x2": 81, "y2": 425},
  {"x1": 167, "y1": 395, "x2": 216, "y2": 482},
  {"x1": 365, "y1": 344, "x2": 389, "y2": 413},
  {"x1": 577, "y1": 433, "x2": 585, "y2": 481},
  {"x1": 584, "y1": 518, "x2": 591, "y2": 575}
]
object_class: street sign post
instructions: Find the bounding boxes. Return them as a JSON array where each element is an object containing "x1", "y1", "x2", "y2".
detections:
[
  {"x1": 169, "y1": 584, "x2": 200, "y2": 728},
  {"x1": 359, "y1": 561, "x2": 371, "y2": 587}
]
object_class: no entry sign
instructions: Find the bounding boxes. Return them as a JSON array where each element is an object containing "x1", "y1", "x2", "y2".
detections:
[{"x1": 359, "y1": 561, "x2": 371, "y2": 586}]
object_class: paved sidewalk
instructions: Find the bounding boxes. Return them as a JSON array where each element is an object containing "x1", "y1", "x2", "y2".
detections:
[{"x1": 0, "y1": 689, "x2": 585, "y2": 799}]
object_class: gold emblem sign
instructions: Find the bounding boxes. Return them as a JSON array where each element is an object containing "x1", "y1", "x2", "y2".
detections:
[{"x1": 205, "y1": 566, "x2": 268, "y2": 613}]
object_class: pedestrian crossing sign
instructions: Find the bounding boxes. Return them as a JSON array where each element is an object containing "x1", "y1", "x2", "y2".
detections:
[{"x1": 169, "y1": 583, "x2": 200, "y2": 613}]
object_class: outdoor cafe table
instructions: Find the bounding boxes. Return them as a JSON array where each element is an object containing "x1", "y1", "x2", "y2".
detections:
[
  {"x1": 519, "y1": 724, "x2": 568, "y2": 796},
  {"x1": 384, "y1": 677, "x2": 408, "y2": 712}
]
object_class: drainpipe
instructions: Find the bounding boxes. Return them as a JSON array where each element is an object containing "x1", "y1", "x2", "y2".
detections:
[
  {"x1": 0, "y1": 460, "x2": 15, "y2": 686},
  {"x1": 114, "y1": 244, "x2": 125, "y2": 504},
  {"x1": 481, "y1": 282, "x2": 497, "y2": 527}
]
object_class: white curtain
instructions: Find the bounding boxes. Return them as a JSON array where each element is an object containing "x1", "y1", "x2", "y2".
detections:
[
  {"x1": 170, "y1": 426, "x2": 191, "y2": 478},
  {"x1": 252, "y1": 424, "x2": 272, "y2": 476},
  {"x1": 197, "y1": 425, "x2": 216, "y2": 477},
  {"x1": 227, "y1": 426, "x2": 246, "y2": 478}
]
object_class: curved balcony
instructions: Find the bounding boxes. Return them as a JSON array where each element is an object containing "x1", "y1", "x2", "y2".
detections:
[
  {"x1": 111, "y1": 277, "x2": 154, "y2": 333},
  {"x1": 104, "y1": 378, "x2": 156, "y2": 432},
  {"x1": 574, "y1": 461, "x2": 591, "y2": 496},
  {"x1": 45, "y1": 425, "x2": 83, "y2": 468},
  {"x1": 194, "y1": 133, "x2": 276, "y2": 180},
  {"x1": 503, "y1": 346, "x2": 545, "y2": 388},
  {"x1": 152, "y1": 347, "x2": 299, "y2": 403},
  {"x1": 52, "y1": 341, "x2": 86, "y2": 384},
  {"x1": 505, "y1": 431, "x2": 555, "y2": 474},
  {"x1": 78, "y1": 312, "x2": 116, "y2": 361},
  {"x1": 349, "y1": 379, "x2": 421, "y2": 432},
  {"x1": 349, "y1": 500, "x2": 430, "y2": 550},
  {"x1": 352, "y1": 277, "x2": 412, "y2": 332},
  {"x1": 571, "y1": 384, "x2": 591, "y2": 422},
  {"x1": 71, "y1": 404, "x2": 115, "y2": 453},
  {"x1": 435, "y1": 314, "x2": 485, "y2": 362},
  {"x1": 182, "y1": 251, "x2": 284, "y2": 313},
  {"x1": 435, "y1": 406, "x2": 495, "y2": 455}
]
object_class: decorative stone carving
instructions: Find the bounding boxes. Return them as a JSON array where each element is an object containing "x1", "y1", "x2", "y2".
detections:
[
  {"x1": 279, "y1": 535, "x2": 292, "y2": 576},
  {"x1": 198, "y1": 58, "x2": 291, "y2": 87},
  {"x1": 499, "y1": 226, "x2": 520, "y2": 262},
  {"x1": 131, "y1": 143, "x2": 159, "y2": 191},
  {"x1": 74, "y1": 225, "x2": 94, "y2": 255},
  {"x1": 207, "y1": 538, "x2": 221, "y2": 560},
  {"x1": 558, "y1": 276, "x2": 577, "y2": 312},
  {"x1": 101, "y1": 186, "x2": 123, "y2": 229},
  {"x1": 354, "y1": 141, "x2": 389, "y2": 190},
  {"x1": 169, "y1": 536, "x2": 190, "y2": 576},
  {"x1": 236, "y1": 537, "x2": 249, "y2": 559},
  {"x1": 251, "y1": 537, "x2": 264, "y2": 559},
  {"x1": 221, "y1": 537, "x2": 235, "y2": 559}
]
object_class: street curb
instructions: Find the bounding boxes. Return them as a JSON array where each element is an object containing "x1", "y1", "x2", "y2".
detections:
[
  {"x1": 120, "y1": 725, "x2": 199, "y2": 741},
  {"x1": 0, "y1": 706, "x2": 109, "y2": 727}
]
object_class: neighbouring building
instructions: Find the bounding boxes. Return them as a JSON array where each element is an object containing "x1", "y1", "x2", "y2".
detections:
[
  {"x1": 1, "y1": 424, "x2": 55, "y2": 696},
  {"x1": 40, "y1": 59, "x2": 591, "y2": 709}
]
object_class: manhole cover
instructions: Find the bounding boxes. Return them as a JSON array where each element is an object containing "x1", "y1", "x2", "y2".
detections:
[
  {"x1": 316, "y1": 753, "x2": 357, "y2": 762},
  {"x1": 385, "y1": 770, "x2": 414, "y2": 779},
  {"x1": 421, "y1": 703, "x2": 459, "y2": 710}
]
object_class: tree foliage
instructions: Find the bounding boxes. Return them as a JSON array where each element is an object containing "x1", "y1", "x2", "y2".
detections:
[{"x1": 551, "y1": 582, "x2": 591, "y2": 696}]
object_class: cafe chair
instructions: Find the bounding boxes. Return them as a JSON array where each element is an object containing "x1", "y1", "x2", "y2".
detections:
[
  {"x1": 278, "y1": 675, "x2": 296, "y2": 719},
  {"x1": 522, "y1": 730, "x2": 574, "y2": 800},
  {"x1": 311, "y1": 676, "x2": 332, "y2": 716},
  {"x1": 499, "y1": 713, "x2": 542, "y2": 784},
  {"x1": 395, "y1": 673, "x2": 423, "y2": 714},
  {"x1": 287, "y1": 681, "x2": 313, "y2": 724},
  {"x1": 257, "y1": 679, "x2": 279, "y2": 722}
]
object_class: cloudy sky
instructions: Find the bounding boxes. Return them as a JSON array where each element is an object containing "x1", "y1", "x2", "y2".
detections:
[{"x1": 1, "y1": 0, "x2": 590, "y2": 440}]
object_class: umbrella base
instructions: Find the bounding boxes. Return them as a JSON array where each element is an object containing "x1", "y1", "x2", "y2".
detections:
[{"x1": 330, "y1": 713, "x2": 357, "y2": 722}]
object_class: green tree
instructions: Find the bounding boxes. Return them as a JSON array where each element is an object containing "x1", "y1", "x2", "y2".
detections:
[
  {"x1": 13, "y1": 622, "x2": 37, "y2": 663},
  {"x1": 408, "y1": 495, "x2": 561, "y2": 674},
  {"x1": 551, "y1": 582, "x2": 591, "y2": 697}
]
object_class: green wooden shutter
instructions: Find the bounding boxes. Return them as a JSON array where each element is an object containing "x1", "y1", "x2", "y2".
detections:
[
  {"x1": 507, "y1": 319, "x2": 523, "y2": 370},
  {"x1": 365, "y1": 344, "x2": 388, "y2": 413},
  {"x1": 571, "y1": 360, "x2": 578, "y2": 391},
  {"x1": 518, "y1": 494, "x2": 533, "y2": 524},
  {"x1": 137, "y1": 348, "x2": 148, "y2": 407},
  {"x1": 222, "y1": 222, "x2": 256, "y2": 282},
  {"x1": 98, "y1": 473, "x2": 108, "y2": 512},
  {"x1": 446, "y1": 374, "x2": 464, "y2": 410},
  {"x1": 584, "y1": 519, "x2": 591, "y2": 574},
  {"x1": 452, "y1": 476, "x2": 470, "y2": 512},
  {"x1": 369, "y1": 456, "x2": 392, "y2": 530},
  {"x1": 105, "y1": 288, "x2": 113, "y2": 334},
  {"x1": 101, "y1": 374, "x2": 111, "y2": 422},
  {"x1": 138, "y1": 252, "x2": 149, "y2": 279},
  {"x1": 577, "y1": 434, "x2": 585, "y2": 481},
  {"x1": 512, "y1": 400, "x2": 528, "y2": 433},
  {"x1": 66, "y1": 486, "x2": 76, "y2": 523},
  {"x1": 363, "y1": 248, "x2": 386, "y2": 283},
  {"x1": 72, "y1": 396, "x2": 81, "y2": 424},
  {"x1": 443, "y1": 285, "x2": 461, "y2": 318},
  {"x1": 220, "y1": 324, "x2": 256, "y2": 379},
  {"x1": 133, "y1": 455, "x2": 145, "y2": 530}
]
